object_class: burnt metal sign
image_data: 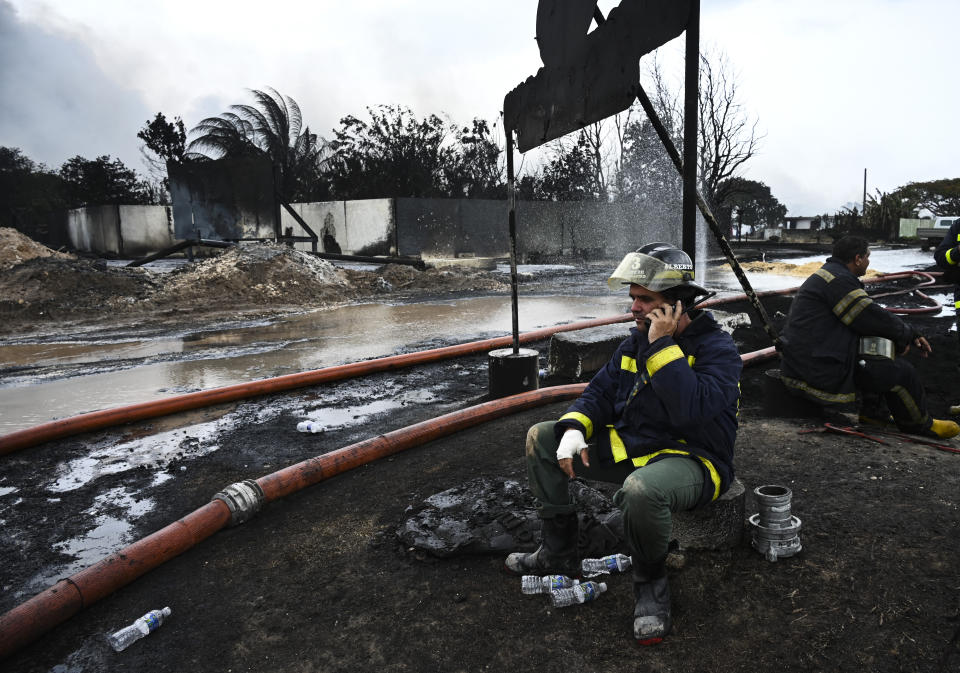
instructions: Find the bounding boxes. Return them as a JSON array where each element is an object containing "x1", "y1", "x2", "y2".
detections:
[{"x1": 504, "y1": 0, "x2": 692, "y2": 152}]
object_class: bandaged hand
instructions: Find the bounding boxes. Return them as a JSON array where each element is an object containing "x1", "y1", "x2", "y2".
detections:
[{"x1": 556, "y1": 428, "x2": 589, "y2": 478}]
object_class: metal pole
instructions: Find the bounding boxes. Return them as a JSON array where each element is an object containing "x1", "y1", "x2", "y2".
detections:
[
  {"x1": 506, "y1": 129, "x2": 520, "y2": 354},
  {"x1": 682, "y1": 0, "x2": 700, "y2": 261},
  {"x1": 862, "y1": 168, "x2": 867, "y2": 217}
]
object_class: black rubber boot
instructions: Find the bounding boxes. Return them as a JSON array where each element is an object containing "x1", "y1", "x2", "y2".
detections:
[
  {"x1": 633, "y1": 559, "x2": 671, "y2": 645},
  {"x1": 503, "y1": 512, "x2": 579, "y2": 577}
]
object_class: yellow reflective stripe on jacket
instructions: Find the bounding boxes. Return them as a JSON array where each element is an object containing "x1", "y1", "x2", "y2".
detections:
[
  {"x1": 559, "y1": 412, "x2": 594, "y2": 440},
  {"x1": 645, "y1": 345, "x2": 685, "y2": 377},
  {"x1": 780, "y1": 373, "x2": 856, "y2": 404},
  {"x1": 948, "y1": 247, "x2": 959, "y2": 265},
  {"x1": 814, "y1": 268, "x2": 835, "y2": 282},
  {"x1": 833, "y1": 288, "x2": 870, "y2": 321},
  {"x1": 842, "y1": 296, "x2": 872, "y2": 325},
  {"x1": 624, "y1": 353, "x2": 693, "y2": 375},
  {"x1": 608, "y1": 426, "x2": 721, "y2": 501}
]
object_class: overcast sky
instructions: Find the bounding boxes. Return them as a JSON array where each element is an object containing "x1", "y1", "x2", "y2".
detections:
[{"x1": 2, "y1": 0, "x2": 958, "y2": 216}]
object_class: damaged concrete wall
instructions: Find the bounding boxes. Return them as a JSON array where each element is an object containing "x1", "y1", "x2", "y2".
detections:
[
  {"x1": 168, "y1": 157, "x2": 277, "y2": 241},
  {"x1": 66, "y1": 194, "x2": 678, "y2": 261},
  {"x1": 283, "y1": 201, "x2": 345, "y2": 253},
  {"x1": 67, "y1": 206, "x2": 174, "y2": 256},
  {"x1": 284, "y1": 199, "x2": 394, "y2": 256},
  {"x1": 397, "y1": 198, "x2": 673, "y2": 261},
  {"x1": 118, "y1": 206, "x2": 175, "y2": 256},
  {"x1": 67, "y1": 206, "x2": 119, "y2": 255},
  {"x1": 344, "y1": 199, "x2": 394, "y2": 256}
]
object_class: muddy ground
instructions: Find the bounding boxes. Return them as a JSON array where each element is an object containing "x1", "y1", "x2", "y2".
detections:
[{"x1": 1, "y1": 236, "x2": 960, "y2": 672}]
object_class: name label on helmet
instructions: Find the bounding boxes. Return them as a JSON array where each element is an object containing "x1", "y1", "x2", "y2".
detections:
[{"x1": 665, "y1": 263, "x2": 693, "y2": 270}]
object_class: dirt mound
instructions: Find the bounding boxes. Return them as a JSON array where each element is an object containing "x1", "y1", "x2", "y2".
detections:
[
  {"x1": 731, "y1": 260, "x2": 883, "y2": 278},
  {"x1": 0, "y1": 242, "x2": 509, "y2": 334},
  {"x1": 153, "y1": 243, "x2": 355, "y2": 308},
  {"x1": 0, "y1": 257, "x2": 159, "y2": 320},
  {"x1": 0, "y1": 227, "x2": 74, "y2": 269}
]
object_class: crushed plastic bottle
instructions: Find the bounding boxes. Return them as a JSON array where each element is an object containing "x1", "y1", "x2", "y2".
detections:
[
  {"x1": 106, "y1": 607, "x2": 172, "y2": 652},
  {"x1": 581, "y1": 553, "x2": 632, "y2": 575},
  {"x1": 296, "y1": 420, "x2": 323, "y2": 433},
  {"x1": 521, "y1": 574, "x2": 579, "y2": 595},
  {"x1": 550, "y1": 581, "x2": 607, "y2": 608}
]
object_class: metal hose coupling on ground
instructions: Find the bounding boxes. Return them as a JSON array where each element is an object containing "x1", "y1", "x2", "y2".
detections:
[
  {"x1": 749, "y1": 484, "x2": 802, "y2": 562},
  {"x1": 213, "y1": 479, "x2": 266, "y2": 526}
]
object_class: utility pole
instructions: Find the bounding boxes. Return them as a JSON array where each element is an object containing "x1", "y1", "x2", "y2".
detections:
[{"x1": 862, "y1": 168, "x2": 867, "y2": 218}]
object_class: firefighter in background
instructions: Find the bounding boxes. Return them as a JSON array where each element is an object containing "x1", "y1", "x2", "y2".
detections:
[
  {"x1": 504, "y1": 242, "x2": 742, "y2": 645},
  {"x1": 933, "y1": 218, "x2": 960, "y2": 411},
  {"x1": 779, "y1": 235, "x2": 959, "y2": 438}
]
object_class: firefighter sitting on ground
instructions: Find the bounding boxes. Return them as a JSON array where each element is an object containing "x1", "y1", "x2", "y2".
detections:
[
  {"x1": 779, "y1": 235, "x2": 959, "y2": 439},
  {"x1": 504, "y1": 242, "x2": 743, "y2": 645}
]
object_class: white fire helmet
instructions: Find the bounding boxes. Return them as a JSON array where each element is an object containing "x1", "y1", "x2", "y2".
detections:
[{"x1": 607, "y1": 242, "x2": 709, "y2": 295}]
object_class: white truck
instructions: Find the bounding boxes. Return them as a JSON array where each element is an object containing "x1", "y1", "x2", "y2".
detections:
[{"x1": 917, "y1": 216, "x2": 959, "y2": 250}]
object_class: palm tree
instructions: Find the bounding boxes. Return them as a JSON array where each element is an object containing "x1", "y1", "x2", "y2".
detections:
[{"x1": 186, "y1": 88, "x2": 328, "y2": 201}]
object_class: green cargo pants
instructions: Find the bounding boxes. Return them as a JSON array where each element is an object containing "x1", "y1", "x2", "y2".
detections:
[{"x1": 525, "y1": 421, "x2": 704, "y2": 565}]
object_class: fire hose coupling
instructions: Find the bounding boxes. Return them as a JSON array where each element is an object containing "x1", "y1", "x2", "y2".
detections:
[
  {"x1": 749, "y1": 484, "x2": 802, "y2": 562},
  {"x1": 212, "y1": 479, "x2": 266, "y2": 526}
]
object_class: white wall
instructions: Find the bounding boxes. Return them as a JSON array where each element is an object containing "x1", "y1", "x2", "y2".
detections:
[
  {"x1": 118, "y1": 206, "x2": 174, "y2": 255},
  {"x1": 283, "y1": 201, "x2": 346, "y2": 253},
  {"x1": 899, "y1": 218, "x2": 926, "y2": 237},
  {"x1": 344, "y1": 199, "x2": 394, "y2": 255},
  {"x1": 68, "y1": 206, "x2": 121, "y2": 254}
]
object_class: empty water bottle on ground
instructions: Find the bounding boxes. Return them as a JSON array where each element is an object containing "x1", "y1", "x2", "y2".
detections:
[
  {"x1": 296, "y1": 420, "x2": 322, "y2": 433},
  {"x1": 106, "y1": 607, "x2": 172, "y2": 652},
  {"x1": 521, "y1": 574, "x2": 579, "y2": 595},
  {"x1": 550, "y1": 581, "x2": 607, "y2": 608},
  {"x1": 581, "y1": 553, "x2": 632, "y2": 575}
]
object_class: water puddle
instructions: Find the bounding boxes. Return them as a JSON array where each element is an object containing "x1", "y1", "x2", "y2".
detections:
[{"x1": 0, "y1": 294, "x2": 628, "y2": 433}]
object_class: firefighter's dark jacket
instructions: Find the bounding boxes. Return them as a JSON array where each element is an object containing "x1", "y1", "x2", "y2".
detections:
[
  {"x1": 555, "y1": 312, "x2": 742, "y2": 508},
  {"x1": 934, "y1": 220, "x2": 960, "y2": 298},
  {"x1": 779, "y1": 257, "x2": 915, "y2": 404}
]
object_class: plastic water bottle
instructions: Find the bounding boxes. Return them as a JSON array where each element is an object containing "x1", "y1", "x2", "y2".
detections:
[
  {"x1": 296, "y1": 420, "x2": 322, "y2": 433},
  {"x1": 106, "y1": 607, "x2": 172, "y2": 652},
  {"x1": 521, "y1": 574, "x2": 579, "y2": 595},
  {"x1": 550, "y1": 581, "x2": 607, "y2": 608},
  {"x1": 581, "y1": 553, "x2": 632, "y2": 575}
]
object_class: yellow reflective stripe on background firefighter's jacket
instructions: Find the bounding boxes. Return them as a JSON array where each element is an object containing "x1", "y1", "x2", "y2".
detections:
[
  {"x1": 621, "y1": 355, "x2": 638, "y2": 373},
  {"x1": 558, "y1": 412, "x2": 594, "y2": 440},
  {"x1": 947, "y1": 247, "x2": 958, "y2": 265},
  {"x1": 608, "y1": 426, "x2": 722, "y2": 501},
  {"x1": 832, "y1": 287, "x2": 873, "y2": 326}
]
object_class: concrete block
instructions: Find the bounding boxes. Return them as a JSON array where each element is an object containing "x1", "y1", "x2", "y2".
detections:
[
  {"x1": 547, "y1": 310, "x2": 751, "y2": 380},
  {"x1": 548, "y1": 323, "x2": 629, "y2": 379},
  {"x1": 672, "y1": 477, "x2": 745, "y2": 550}
]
